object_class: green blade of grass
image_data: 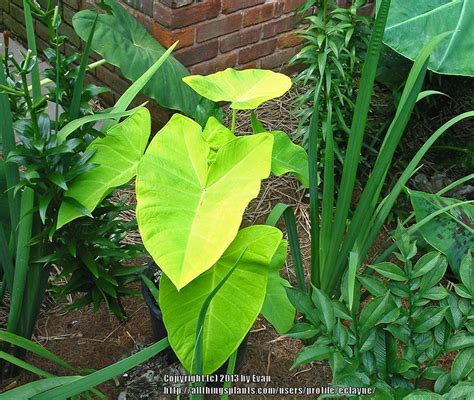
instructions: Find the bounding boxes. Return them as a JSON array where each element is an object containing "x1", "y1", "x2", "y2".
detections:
[
  {"x1": 57, "y1": 105, "x2": 145, "y2": 143},
  {"x1": 266, "y1": 203, "x2": 305, "y2": 292},
  {"x1": 112, "y1": 42, "x2": 177, "y2": 115},
  {"x1": 32, "y1": 338, "x2": 170, "y2": 400},
  {"x1": 192, "y1": 249, "x2": 246, "y2": 381},
  {"x1": 319, "y1": 103, "x2": 334, "y2": 279},
  {"x1": 6, "y1": 188, "x2": 34, "y2": 334},
  {"x1": 23, "y1": 0, "x2": 41, "y2": 101},
  {"x1": 0, "y1": 377, "x2": 82, "y2": 400},
  {"x1": 220, "y1": 350, "x2": 238, "y2": 400},
  {"x1": 323, "y1": 0, "x2": 391, "y2": 290},
  {"x1": 0, "y1": 350, "x2": 53, "y2": 378},
  {"x1": 0, "y1": 330, "x2": 76, "y2": 372},
  {"x1": 359, "y1": 111, "x2": 474, "y2": 261},
  {"x1": 0, "y1": 223, "x2": 15, "y2": 293},
  {"x1": 325, "y1": 48, "x2": 431, "y2": 293},
  {"x1": 69, "y1": 16, "x2": 98, "y2": 120},
  {"x1": 0, "y1": 63, "x2": 20, "y2": 236}
]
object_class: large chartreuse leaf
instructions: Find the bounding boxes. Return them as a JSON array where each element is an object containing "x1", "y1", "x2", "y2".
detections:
[
  {"x1": 270, "y1": 131, "x2": 309, "y2": 187},
  {"x1": 72, "y1": 0, "x2": 200, "y2": 116},
  {"x1": 261, "y1": 240, "x2": 295, "y2": 334},
  {"x1": 408, "y1": 189, "x2": 474, "y2": 275},
  {"x1": 183, "y1": 68, "x2": 292, "y2": 110},
  {"x1": 159, "y1": 225, "x2": 283, "y2": 374},
  {"x1": 382, "y1": 0, "x2": 474, "y2": 76},
  {"x1": 136, "y1": 114, "x2": 273, "y2": 290},
  {"x1": 57, "y1": 108, "x2": 151, "y2": 229}
]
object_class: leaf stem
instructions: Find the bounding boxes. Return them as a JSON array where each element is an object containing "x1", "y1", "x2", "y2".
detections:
[{"x1": 231, "y1": 109, "x2": 237, "y2": 134}]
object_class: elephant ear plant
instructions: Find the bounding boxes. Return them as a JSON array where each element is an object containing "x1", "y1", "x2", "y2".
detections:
[
  {"x1": 136, "y1": 68, "x2": 311, "y2": 377},
  {"x1": 0, "y1": 0, "x2": 177, "y2": 375}
]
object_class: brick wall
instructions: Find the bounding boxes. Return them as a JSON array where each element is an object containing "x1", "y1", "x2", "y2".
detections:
[
  {"x1": 1, "y1": 0, "x2": 374, "y2": 116},
  {"x1": 1, "y1": 0, "x2": 308, "y2": 114}
]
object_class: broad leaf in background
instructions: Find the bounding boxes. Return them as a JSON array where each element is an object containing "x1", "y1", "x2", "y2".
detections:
[
  {"x1": 183, "y1": 68, "x2": 292, "y2": 110},
  {"x1": 270, "y1": 131, "x2": 309, "y2": 187},
  {"x1": 261, "y1": 240, "x2": 295, "y2": 334},
  {"x1": 72, "y1": 0, "x2": 200, "y2": 116},
  {"x1": 136, "y1": 114, "x2": 273, "y2": 290},
  {"x1": 202, "y1": 117, "x2": 235, "y2": 162},
  {"x1": 408, "y1": 189, "x2": 474, "y2": 275},
  {"x1": 160, "y1": 225, "x2": 282, "y2": 374},
  {"x1": 381, "y1": 0, "x2": 474, "y2": 76},
  {"x1": 57, "y1": 108, "x2": 151, "y2": 228}
]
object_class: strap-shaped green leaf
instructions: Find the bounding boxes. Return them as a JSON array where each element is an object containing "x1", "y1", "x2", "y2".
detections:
[
  {"x1": 136, "y1": 114, "x2": 273, "y2": 289},
  {"x1": 183, "y1": 68, "x2": 292, "y2": 110},
  {"x1": 159, "y1": 225, "x2": 282, "y2": 374},
  {"x1": 261, "y1": 240, "x2": 295, "y2": 334},
  {"x1": 57, "y1": 108, "x2": 151, "y2": 229}
]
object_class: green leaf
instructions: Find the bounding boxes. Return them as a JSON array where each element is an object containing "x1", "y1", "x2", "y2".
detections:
[
  {"x1": 31, "y1": 338, "x2": 169, "y2": 400},
  {"x1": 423, "y1": 366, "x2": 445, "y2": 380},
  {"x1": 383, "y1": 0, "x2": 474, "y2": 76},
  {"x1": 413, "y1": 306, "x2": 448, "y2": 333},
  {"x1": 291, "y1": 343, "x2": 331, "y2": 369},
  {"x1": 411, "y1": 252, "x2": 443, "y2": 278},
  {"x1": 391, "y1": 359, "x2": 417, "y2": 374},
  {"x1": 421, "y1": 286, "x2": 448, "y2": 301},
  {"x1": 202, "y1": 116, "x2": 235, "y2": 162},
  {"x1": 359, "y1": 292, "x2": 391, "y2": 332},
  {"x1": 261, "y1": 240, "x2": 295, "y2": 335},
  {"x1": 419, "y1": 256, "x2": 448, "y2": 293},
  {"x1": 269, "y1": 131, "x2": 309, "y2": 187},
  {"x1": 0, "y1": 377, "x2": 82, "y2": 400},
  {"x1": 357, "y1": 275, "x2": 386, "y2": 297},
  {"x1": 136, "y1": 114, "x2": 273, "y2": 289},
  {"x1": 183, "y1": 68, "x2": 291, "y2": 110},
  {"x1": 408, "y1": 189, "x2": 474, "y2": 275},
  {"x1": 57, "y1": 108, "x2": 150, "y2": 228},
  {"x1": 403, "y1": 390, "x2": 442, "y2": 400},
  {"x1": 444, "y1": 382, "x2": 474, "y2": 399},
  {"x1": 284, "y1": 323, "x2": 318, "y2": 339},
  {"x1": 285, "y1": 287, "x2": 318, "y2": 326},
  {"x1": 72, "y1": 0, "x2": 200, "y2": 116},
  {"x1": 159, "y1": 225, "x2": 282, "y2": 374},
  {"x1": 445, "y1": 331, "x2": 474, "y2": 351},
  {"x1": 369, "y1": 262, "x2": 406, "y2": 281},
  {"x1": 451, "y1": 348, "x2": 474, "y2": 383},
  {"x1": 459, "y1": 252, "x2": 473, "y2": 295},
  {"x1": 311, "y1": 286, "x2": 335, "y2": 334}
]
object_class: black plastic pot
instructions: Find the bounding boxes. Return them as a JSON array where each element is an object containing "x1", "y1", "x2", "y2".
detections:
[{"x1": 142, "y1": 264, "x2": 248, "y2": 376}]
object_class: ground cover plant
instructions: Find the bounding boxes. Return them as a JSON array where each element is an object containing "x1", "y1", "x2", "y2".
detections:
[{"x1": 0, "y1": 0, "x2": 473, "y2": 398}]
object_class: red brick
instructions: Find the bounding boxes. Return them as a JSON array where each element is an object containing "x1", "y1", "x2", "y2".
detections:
[
  {"x1": 96, "y1": 66, "x2": 131, "y2": 95},
  {"x1": 152, "y1": 23, "x2": 195, "y2": 49},
  {"x1": 238, "y1": 61, "x2": 259, "y2": 69},
  {"x1": 154, "y1": 0, "x2": 221, "y2": 29},
  {"x1": 284, "y1": 0, "x2": 306, "y2": 13},
  {"x1": 274, "y1": 0, "x2": 285, "y2": 17},
  {"x1": 190, "y1": 52, "x2": 238, "y2": 75},
  {"x1": 123, "y1": 0, "x2": 153, "y2": 17},
  {"x1": 197, "y1": 13, "x2": 242, "y2": 43},
  {"x1": 262, "y1": 14, "x2": 299, "y2": 39},
  {"x1": 238, "y1": 38, "x2": 276, "y2": 64},
  {"x1": 174, "y1": 40, "x2": 218, "y2": 66},
  {"x1": 243, "y1": 3, "x2": 274, "y2": 27},
  {"x1": 222, "y1": 0, "x2": 264, "y2": 14},
  {"x1": 260, "y1": 46, "x2": 299, "y2": 70},
  {"x1": 220, "y1": 26, "x2": 261, "y2": 53},
  {"x1": 277, "y1": 31, "x2": 303, "y2": 49}
]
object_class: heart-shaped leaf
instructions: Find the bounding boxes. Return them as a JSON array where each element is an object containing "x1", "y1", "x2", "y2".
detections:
[
  {"x1": 183, "y1": 68, "x2": 292, "y2": 110},
  {"x1": 57, "y1": 108, "x2": 151, "y2": 229},
  {"x1": 383, "y1": 0, "x2": 474, "y2": 76},
  {"x1": 159, "y1": 225, "x2": 282, "y2": 374},
  {"x1": 261, "y1": 240, "x2": 295, "y2": 334},
  {"x1": 270, "y1": 131, "x2": 309, "y2": 187},
  {"x1": 136, "y1": 114, "x2": 273, "y2": 289},
  {"x1": 409, "y1": 189, "x2": 474, "y2": 276},
  {"x1": 72, "y1": 0, "x2": 200, "y2": 116}
]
